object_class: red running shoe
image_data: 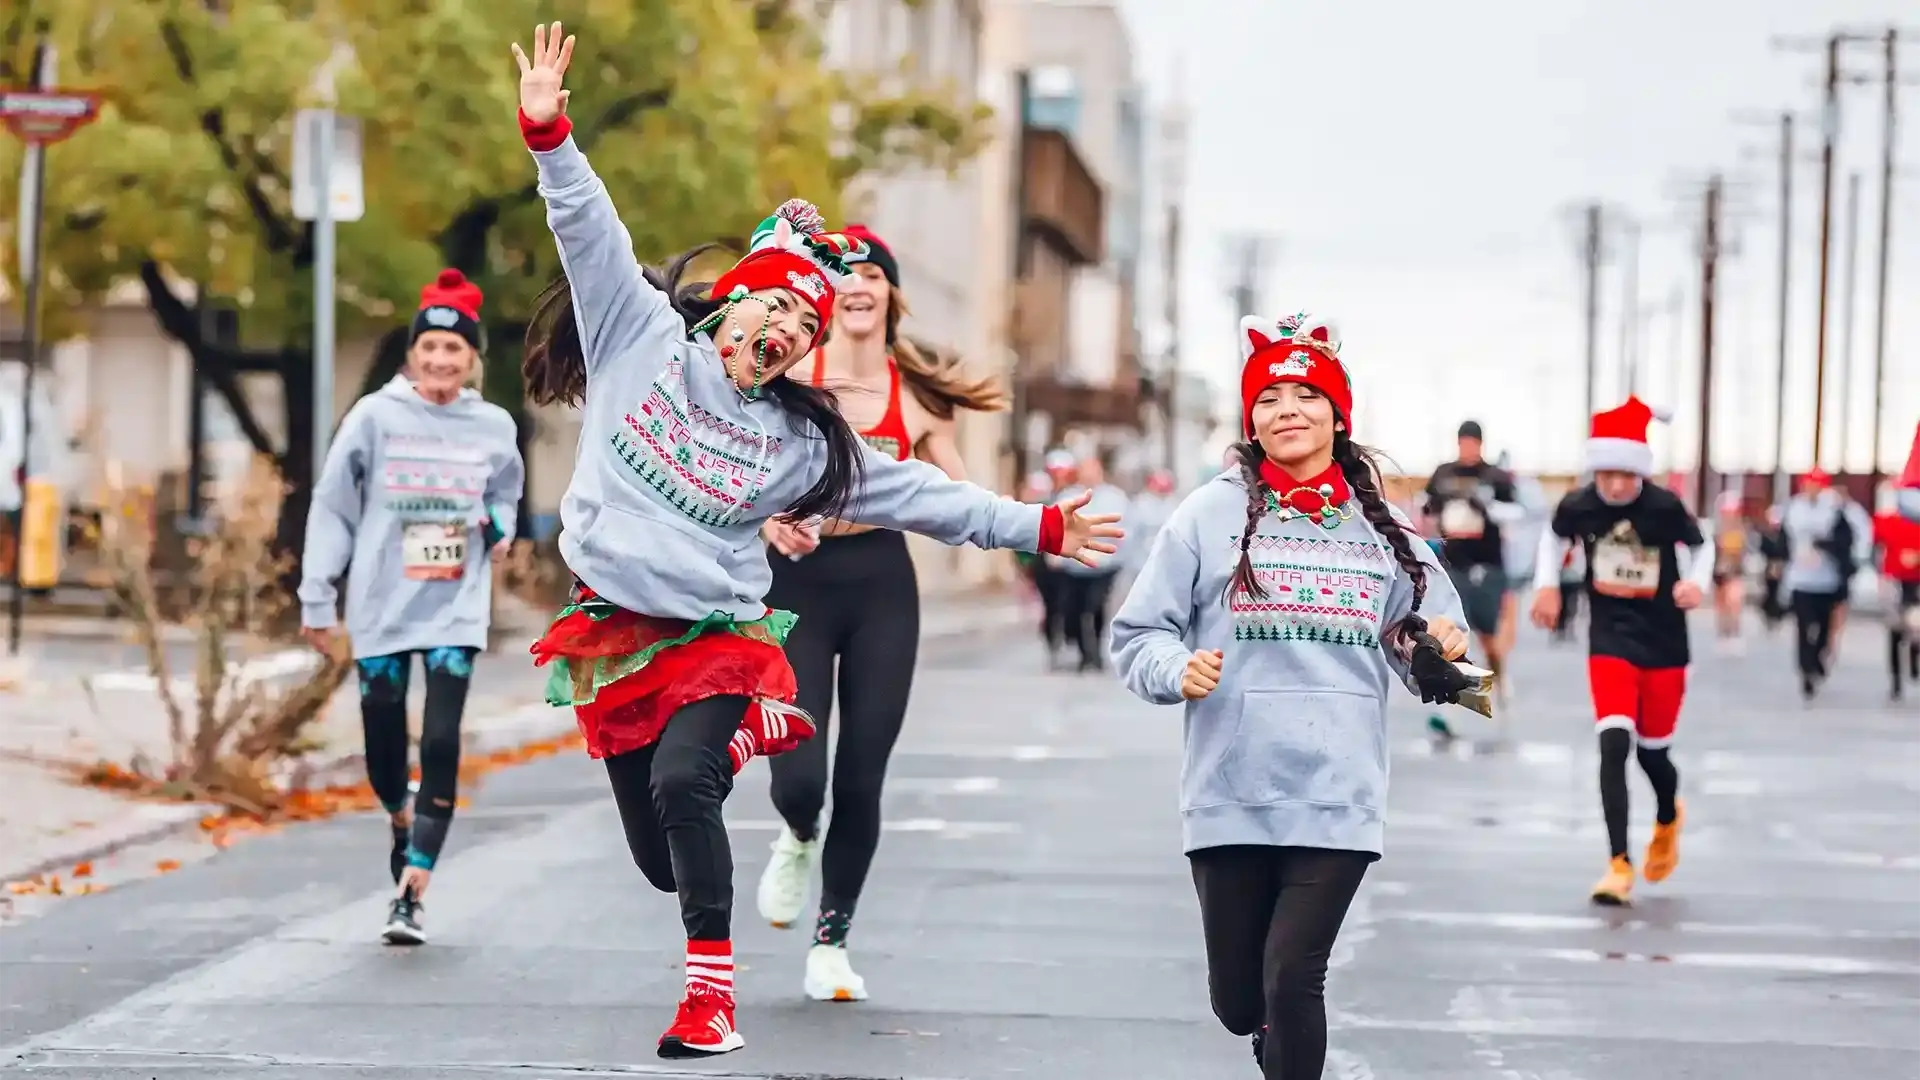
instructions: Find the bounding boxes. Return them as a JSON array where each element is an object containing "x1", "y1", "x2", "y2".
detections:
[
  {"x1": 729, "y1": 698, "x2": 817, "y2": 773},
  {"x1": 657, "y1": 989, "x2": 744, "y2": 1058}
]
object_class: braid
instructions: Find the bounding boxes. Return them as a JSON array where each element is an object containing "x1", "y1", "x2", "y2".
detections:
[
  {"x1": 1226, "y1": 441, "x2": 1269, "y2": 601},
  {"x1": 1336, "y1": 433, "x2": 1428, "y2": 612}
]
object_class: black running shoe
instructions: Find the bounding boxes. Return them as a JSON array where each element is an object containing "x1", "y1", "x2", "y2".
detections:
[{"x1": 382, "y1": 891, "x2": 426, "y2": 945}]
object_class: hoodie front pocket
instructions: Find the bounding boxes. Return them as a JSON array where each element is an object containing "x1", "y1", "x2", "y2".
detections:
[{"x1": 1217, "y1": 689, "x2": 1386, "y2": 810}]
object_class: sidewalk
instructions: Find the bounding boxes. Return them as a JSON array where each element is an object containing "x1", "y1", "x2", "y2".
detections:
[{"x1": 0, "y1": 589, "x2": 1027, "y2": 886}]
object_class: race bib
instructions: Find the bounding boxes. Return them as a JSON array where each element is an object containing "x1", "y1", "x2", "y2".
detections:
[
  {"x1": 1591, "y1": 538, "x2": 1660, "y2": 599},
  {"x1": 1439, "y1": 500, "x2": 1485, "y2": 539},
  {"x1": 1901, "y1": 549, "x2": 1919, "y2": 570},
  {"x1": 402, "y1": 522, "x2": 468, "y2": 581}
]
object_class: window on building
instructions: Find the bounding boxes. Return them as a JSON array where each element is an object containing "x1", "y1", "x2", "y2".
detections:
[{"x1": 1025, "y1": 65, "x2": 1080, "y2": 136}]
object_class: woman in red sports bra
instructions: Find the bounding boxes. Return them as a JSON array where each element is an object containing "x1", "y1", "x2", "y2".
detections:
[{"x1": 755, "y1": 224, "x2": 1009, "y2": 1003}]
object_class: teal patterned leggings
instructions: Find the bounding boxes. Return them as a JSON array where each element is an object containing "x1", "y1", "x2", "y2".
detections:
[{"x1": 356, "y1": 647, "x2": 477, "y2": 873}]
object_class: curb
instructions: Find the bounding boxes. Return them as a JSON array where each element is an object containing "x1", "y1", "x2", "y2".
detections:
[
  {"x1": 1, "y1": 703, "x2": 574, "y2": 889},
  {"x1": 3, "y1": 801, "x2": 218, "y2": 887},
  {"x1": 2, "y1": 611, "x2": 1024, "y2": 885}
]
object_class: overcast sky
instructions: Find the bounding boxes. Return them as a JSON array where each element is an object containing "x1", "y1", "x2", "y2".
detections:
[{"x1": 1118, "y1": 0, "x2": 1920, "y2": 476}]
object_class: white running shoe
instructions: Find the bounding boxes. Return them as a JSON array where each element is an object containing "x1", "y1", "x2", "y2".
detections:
[
  {"x1": 804, "y1": 943, "x2": 868, "y2": 1002},
  {"x1": 756, "y1": 826, "x2": 819, "y2": 929}
]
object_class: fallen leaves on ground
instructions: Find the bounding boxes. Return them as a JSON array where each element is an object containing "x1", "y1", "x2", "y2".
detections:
[{"x1": 4, "y1": 727, "x2": 582, "y2": 901}]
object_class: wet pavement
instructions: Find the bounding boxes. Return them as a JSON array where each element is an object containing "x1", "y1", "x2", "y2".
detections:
[{"x1": 2, "y1": 619, "x2": 1916, "y2": 1078}]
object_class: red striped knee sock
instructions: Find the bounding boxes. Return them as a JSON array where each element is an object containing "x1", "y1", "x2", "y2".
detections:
[{"x1": 686, "y1": 939, "x2": 735, "y2": 1000}]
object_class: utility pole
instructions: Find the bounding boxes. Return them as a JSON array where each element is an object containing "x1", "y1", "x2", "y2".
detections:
[
  {"x1": 1810, "y1": 33, "x2": 1840, "y2": 471},
  {"x1": 1007, "y1": 69, "x2": 1032, "y2": 484},
  {"x1": 1771, "y1": 112, "x2": 1794, "y2": 507},
  {"x1": 1866, "y1": 27, "x2": 1913, "y2": 492},
  {"x1": 1158, "y1": 93, "x2": 1187, "y2": 478},
  {"x1": 1696, "y1": 176, "x2": 1723, "y2": 514},
  {"x1": 1618, "y1": 217, "x2": 1639, "y2": 397},
  {"x1": 1226, "y1": 235, "x2": 1269, "y2": 325},
  {"x1": 1837, "y1": 170, "x2": 1862, "y2": 475},
  {"x1": 1580, "y1": 203, "x2": 1603, "y2": 426}
]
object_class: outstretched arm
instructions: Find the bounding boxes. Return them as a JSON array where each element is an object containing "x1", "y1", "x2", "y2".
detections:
[
  {"x1": 839, "y1": 442, "x2": 1065, "y2": 554},
  {"x1": 516, "y1": 23, "x2": 675, "y2": 375}
]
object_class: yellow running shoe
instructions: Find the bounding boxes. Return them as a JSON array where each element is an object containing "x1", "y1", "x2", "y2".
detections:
[
  {"x1": 1643, "y1": 800, "x2": 1684, "y2": 883},
  {"x1": 1590, "y1": 856, "x2": 1634, "y2": 906}
]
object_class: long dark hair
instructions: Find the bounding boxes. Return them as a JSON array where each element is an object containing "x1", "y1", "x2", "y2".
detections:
[
  {"x1": 1226, "y1": 433, "x2": 1429, "y2": 612},
  {"x1": 523, "y1": 246, "x2": 868, "y2": 523}
]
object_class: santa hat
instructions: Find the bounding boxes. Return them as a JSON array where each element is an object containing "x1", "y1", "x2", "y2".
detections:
[
  {"x1": 1585, "y1": 396, "x2": 1672, "y2": 476},
  {"x1": 411, "y1": 269, "x2": 485, "y2": 350},
  {"x1": 1239, "y1": 312, "x2": 1352, "y2": 437},
  {"x1": 1043, "y1": 448, "x2": 1077, "y2": 475},
  {"x1": 1899, "y1": 420, "x2": 1920, "y2": 489},
  {"x1": 704, "y1": 199, "x2": 867, "y2": 348}
]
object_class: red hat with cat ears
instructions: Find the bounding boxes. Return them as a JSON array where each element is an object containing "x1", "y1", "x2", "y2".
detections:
[{"x1": 1238, "y1": 312, "x2": 1352, "y2": 437}]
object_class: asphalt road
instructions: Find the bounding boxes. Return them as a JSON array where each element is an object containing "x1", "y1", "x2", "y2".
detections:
[{"x1": 2, "y1": 620, "x2": 1917, "y2": 1079}]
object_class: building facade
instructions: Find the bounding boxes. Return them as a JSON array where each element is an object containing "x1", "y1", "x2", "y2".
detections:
[{"x1": 1005, "y1": 0, "x2": 1150, "y2": 475}]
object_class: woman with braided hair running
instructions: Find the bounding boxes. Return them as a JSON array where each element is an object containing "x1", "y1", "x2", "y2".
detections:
[{"x1": 1111, "y1": 311, "x2": 1474, "y2": 1078}]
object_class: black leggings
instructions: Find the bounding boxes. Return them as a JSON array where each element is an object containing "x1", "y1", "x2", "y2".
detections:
[
  {"x1": 1055, "y1": 569, "x2": 1118, "y2": 667},
  {"x1": 765, "y1": 529, "x2": 919, "y2": 929},
  {"x1": 1596, "y1": 728, "x2": 1679, "y2": 860},
  {"x1": 1791, "y1": 588, "x2": 1844, "y2": 680},
  {"x1": 1892, "y1": 582, "x2": 1920, "y2": 695},
  {"x1": 358, "y1": 646, "x2": 476, "y2": 872},
  {"x1": 605, "y1": 694, "x2": 746, "y2": 942},
  {"x1": 1189, "y1": 845, "x2": 1373, "y2": 1080}
]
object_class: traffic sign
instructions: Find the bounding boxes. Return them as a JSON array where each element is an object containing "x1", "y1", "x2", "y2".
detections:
[
  {"x1": 291, "y1": 109, "x2": 365, "y2": 223},
  {"x1": 0, "y1": 90, "x2": 100, "y2": 145}
]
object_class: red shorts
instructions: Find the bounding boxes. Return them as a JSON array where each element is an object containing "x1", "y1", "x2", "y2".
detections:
[{"x1": 1587, "y1": 655, "x2": 1686, "y2": 747}]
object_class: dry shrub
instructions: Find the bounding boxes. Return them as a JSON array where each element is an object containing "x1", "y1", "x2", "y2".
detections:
[
  {"x1": 82, "y1": 455, "x2": 353, "y2": 816},
  {"x1": 496, "y1": 537, "x2": 570, "y2": 609}
]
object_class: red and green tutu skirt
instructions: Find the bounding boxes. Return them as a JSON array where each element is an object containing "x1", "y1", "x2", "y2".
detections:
[{"x1": 530, "y1": 585, "x2": 814, "y2": 763}]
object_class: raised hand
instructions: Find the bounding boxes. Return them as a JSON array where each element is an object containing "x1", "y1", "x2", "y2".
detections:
[
  {"x1": 511, "y1": 21, "x2": 575, "y2": 124},
  {"x1": 1055, "y1": 488, "x2": 1125, "y2": 569}
]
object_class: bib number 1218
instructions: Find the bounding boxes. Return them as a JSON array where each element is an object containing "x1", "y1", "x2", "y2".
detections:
[{"x1": 402, "y1": 523, "x2": 468, "y2": 581}]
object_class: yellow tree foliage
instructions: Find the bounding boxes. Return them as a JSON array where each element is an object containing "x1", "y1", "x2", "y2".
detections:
[{"x1": 0, "y1": 0, "x2": 987, "y2": 412}]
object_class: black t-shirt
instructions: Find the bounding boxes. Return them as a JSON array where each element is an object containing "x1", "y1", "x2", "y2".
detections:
[
  {"x1": 1551, "y1": 483, "x2": 1704, "y2": 669},
  {"x1": 1424, "y1": 462, "x2": 1518, "y2": 570}
]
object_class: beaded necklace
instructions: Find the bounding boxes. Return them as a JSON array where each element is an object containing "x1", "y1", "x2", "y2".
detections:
[{"x1": 1264, "y1": 482, "x2": 1356, "y2": 530}]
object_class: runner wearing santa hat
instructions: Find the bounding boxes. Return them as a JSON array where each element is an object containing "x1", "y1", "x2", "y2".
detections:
[
  {"x1": 1779, "y1": 469, "x2": 1863, "y2": 698},
  {"x1": 1899, "y1": 421, "x2": 1920, "y2": 523},
  {"x1": 1870, "y1": 492, "x2": 1920, "y2": 700},
  {"x1": 1529, "y1": 397, "x2": 1712, "y2": 906}
]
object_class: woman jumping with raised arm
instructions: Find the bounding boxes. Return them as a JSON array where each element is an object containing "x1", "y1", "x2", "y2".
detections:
[
  {"x1": 1110, "y1": 312, "x2": 1472, "y2": 1079},
  {"x1": 511, "y1": 24, "x2": 1121, "y2": 1059}
]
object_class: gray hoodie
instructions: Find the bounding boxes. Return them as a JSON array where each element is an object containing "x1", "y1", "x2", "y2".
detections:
[
  {"x1": 529, "y1": 133, "x2": 1047, "y2": 622},
  {"x1": 1109, "y1": 472, "x2": 1467, "y2": 856},
  {"x1": 1781, "y1": 489, "x2": 1870, "y2": 596},
  {"x1": 298, "y1": 376, "x2": 525, "y2": 659}
]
